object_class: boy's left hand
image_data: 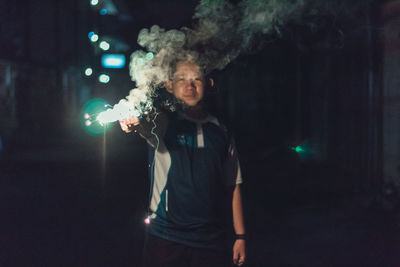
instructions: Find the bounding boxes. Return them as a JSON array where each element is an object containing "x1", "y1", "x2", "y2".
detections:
[{"x1": 233, "y1": 239, "x2": 246, "y2": 266}]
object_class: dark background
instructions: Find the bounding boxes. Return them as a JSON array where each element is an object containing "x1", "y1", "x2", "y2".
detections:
[{"x1": 1, "y1": 0, "x2": 399, "y2": 266}]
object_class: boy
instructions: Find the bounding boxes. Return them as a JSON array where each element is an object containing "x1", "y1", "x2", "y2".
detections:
[{"x1": 120, "y1": 53, "x2": 246, "y2": 267}]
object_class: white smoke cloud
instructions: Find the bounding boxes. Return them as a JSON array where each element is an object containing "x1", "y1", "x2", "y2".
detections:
[{"x1": 97, "y1": 0, "x2": 371, "y2": 124}]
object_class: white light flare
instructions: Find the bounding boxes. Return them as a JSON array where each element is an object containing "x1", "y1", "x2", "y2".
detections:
[
  {"x1": 144, "y1": 217, "x2": 151, "y2": 225},
  {"x1": 96, "y1": 102, "x2": 139, "y2": 125},
  {"x1": 90, "y1": 0, "x2": 98, "y2": 6},
  {"x1": 96, "y1": 88, "x2": 151, "y2": 125},
  {"x1": 85, "y1": 68, "x2": 93, "y2": 76},
  {"x1": 85, "y1": 120, "x2": 92, "y2": 126},
  {"x1": 98, "y1": 74, "x2": 110, "y2": 83},
  {"x1": 84, "y1": 113, "x2": 90, "y2": 119},
  {"x1": 99, "y1": 41, "x2": 110, "y2": 51},
  {"x1": 90, "y1": 34, "x2": 99, "y2": 42}
]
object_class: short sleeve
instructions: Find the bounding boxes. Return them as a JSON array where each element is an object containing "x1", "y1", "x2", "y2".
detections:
[{"x1": 223, "y1": 137, "x2": 243, "y2": 186}]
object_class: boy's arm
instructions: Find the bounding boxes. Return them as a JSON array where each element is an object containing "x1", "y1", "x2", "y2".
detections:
[
  {"x1": 232, "y1": 184, "x2": 246, "y2": 266},
  {"x1": 119, "y1": 111, "x2": 168, "y2": 149}
]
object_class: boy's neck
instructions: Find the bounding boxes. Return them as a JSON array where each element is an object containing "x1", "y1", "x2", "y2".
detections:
[{"x1": 182, "y1": 105, "x2": 207, "y2": 120}]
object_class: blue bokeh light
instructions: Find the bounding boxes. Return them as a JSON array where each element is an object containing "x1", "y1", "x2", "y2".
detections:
[{"x1": 101, "y1": 54, "x2": 126, "y2": 69}]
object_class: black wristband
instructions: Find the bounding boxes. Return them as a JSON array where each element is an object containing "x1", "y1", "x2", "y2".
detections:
[{"x1": 235, "y1": 234, "x2": 247, "y2": 240}]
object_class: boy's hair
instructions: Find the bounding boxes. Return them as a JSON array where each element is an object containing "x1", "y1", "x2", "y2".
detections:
[{"x1": 168, "y1": 50, "x2": 208, "y2": 80}]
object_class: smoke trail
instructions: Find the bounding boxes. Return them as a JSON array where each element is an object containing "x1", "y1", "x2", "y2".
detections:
[{"x1": 97, "y1": 0, "x2": 371, "y2": 124}]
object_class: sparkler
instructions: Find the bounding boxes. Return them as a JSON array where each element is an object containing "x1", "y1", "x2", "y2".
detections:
[{"x1": 95, "y1": 89, "x2": 153, "y2": 125}]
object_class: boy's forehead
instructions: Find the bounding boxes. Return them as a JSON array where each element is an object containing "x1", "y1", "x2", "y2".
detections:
[{"x1": 174, "y1": 61, "x2": 203, "y2": 76}]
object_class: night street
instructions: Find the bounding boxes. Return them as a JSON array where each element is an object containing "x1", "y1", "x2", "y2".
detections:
[
  {"x1": 1, "y1": 132, "x2": 399, "y2": 266},
  {"x1": 1, "y1": 0, "x2": 399, "y2": 266}
]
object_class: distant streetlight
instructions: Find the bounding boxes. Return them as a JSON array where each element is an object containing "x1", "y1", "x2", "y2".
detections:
[
  {"x1": 89, "y1": 32, "x2": 99, "y2": 42},
  {"x1": 98, "y1": 74, "x2": 110, "y2": 84},
  {"x1": 101, "y1": 54, "x2": 126, "y2": 69},
  {"x1": 85, "y1": 68, "x2": 93, "y2": 76},
  {"x1": 99, "y1": 41, "x2": 110, "y2": 51}
]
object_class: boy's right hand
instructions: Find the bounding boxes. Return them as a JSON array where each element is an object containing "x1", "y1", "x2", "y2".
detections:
[{"x1": 119, "y1": 117, "x2": 140, "y2": 133}]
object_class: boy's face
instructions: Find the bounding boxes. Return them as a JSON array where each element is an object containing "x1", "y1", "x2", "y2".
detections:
[{"x1": 166, "y1": 61, "x2": 205, "y2": 107}]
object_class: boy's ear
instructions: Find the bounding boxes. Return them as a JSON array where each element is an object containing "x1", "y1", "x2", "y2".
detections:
[
  {"x1": 209, "y1": 78, "x2": 214, "y2": 88},
  {"x1": 165, "y1": 80, "x2": 173, "y2": 93}
]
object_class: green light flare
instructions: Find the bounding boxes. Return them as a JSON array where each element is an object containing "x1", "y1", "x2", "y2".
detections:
[
  {"x1": 80, "y1": 98, "x2": 112, "y2": 136},
  {"x1": 295, "y1": 146, "x2": 304, "y2": 153},
  {"x1": 85, "y1": 67, "x2": 93, "y2": 76},
  {"x1": 291, "y1": 145, "x2": 304, "y2": 153}
]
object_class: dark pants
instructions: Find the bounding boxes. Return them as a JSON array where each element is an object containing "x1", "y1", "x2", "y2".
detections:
[{"x1": 142, "y1": 234, "x2": 231, "y2": 267}]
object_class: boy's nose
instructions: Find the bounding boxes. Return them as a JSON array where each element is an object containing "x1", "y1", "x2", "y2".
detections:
[{"x1": 185, "y1": 80, "x2": 195, "y2": 89}]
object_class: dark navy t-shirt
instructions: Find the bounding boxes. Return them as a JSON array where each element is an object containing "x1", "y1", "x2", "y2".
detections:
[{"x1": 137, "y1": 111, "x2": 242, "y2": 250}]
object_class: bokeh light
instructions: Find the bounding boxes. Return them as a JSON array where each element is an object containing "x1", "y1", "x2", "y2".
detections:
[
  {"x1": 101, "y1": 54, "x2": 126, "y2": 69},
  {"x1": 80, "y1": 98, "x2": 112, "y2": 136},
  {"x1": 293, "y1": 146, "x2": 304, "y2": 153},
  {"x1": 146, "y1": 52, "x2": 154, "y2": 60},
  {"x1": 90, "y1": 34, "x2": 99, "y2": 42},
  {"x1": 85, "y1": 67, "x2": 93, "y2": 76},
  {"x1": 99, "y1": 41, "x2": 110, "y2": 51},
  {"x1": 291, "y1": 141, "x2": 312, "y2": 160},
  {"x1": 100, "y1": 9, "x2": 107, "y2": 15},
  {"x1": 98, "y1": 74, "x2": 110, "y2": 83},
  {"x1": 90, "y1": 0, "x2": 98, "y2": 6}
]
